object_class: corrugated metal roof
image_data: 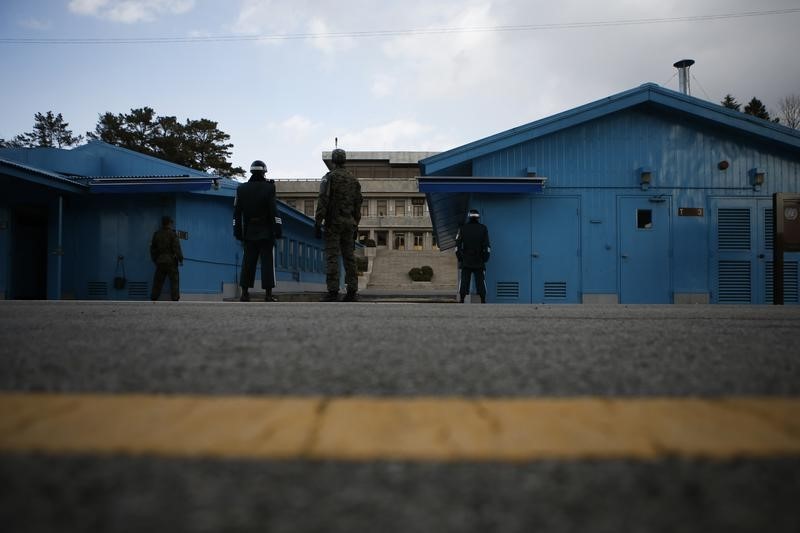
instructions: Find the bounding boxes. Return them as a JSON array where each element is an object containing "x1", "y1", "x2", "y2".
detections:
[
  {"x1": 0, "y1": 157, "x2": 87, "y2": 191},
  {"x1": 420, "y1": 83, "x2": 800, "y2": 176}
]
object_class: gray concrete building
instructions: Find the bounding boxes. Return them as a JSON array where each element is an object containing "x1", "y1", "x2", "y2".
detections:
[{"x1": 275, "y1": 152, "x2": 458, "y2": 290}]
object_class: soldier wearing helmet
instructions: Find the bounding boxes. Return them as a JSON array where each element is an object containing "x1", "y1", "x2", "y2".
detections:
[
  {"x1": 315, "y1": 146, "x2": 363, "y2": 302},
  {"x1": 456, "y1": 209, "x2": 491, "y2": 303},
  {"x1": 233, "y1": 160, "x2": 283, "y2": 302}
]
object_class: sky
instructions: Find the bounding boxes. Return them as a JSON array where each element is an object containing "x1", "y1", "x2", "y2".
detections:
[{"x1": 1, "y1": 0, "x2": 799, "y2": 178}]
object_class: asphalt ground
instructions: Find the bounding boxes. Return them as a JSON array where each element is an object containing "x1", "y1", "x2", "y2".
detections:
[{"x1": 1, "y1": 301, "x2": 800, "y2": 532}]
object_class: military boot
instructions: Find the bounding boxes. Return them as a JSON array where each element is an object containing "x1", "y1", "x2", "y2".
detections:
[
  {"x1": 265, "y1": 289, "x2": 277, "y2": 302},
  {"x1": 343, "y1": 289, "x2": 358, "y2": 302},
  {"x1": 239, "y1": 289, "x2": 250, "y2": 302},
  {"x1": 320, "y1": 291, "x2": 339, "y2": 302}
]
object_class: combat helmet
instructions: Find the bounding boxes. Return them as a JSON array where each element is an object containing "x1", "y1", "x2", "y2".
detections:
[
  {"x1": 331, "y1": 148, "x2": 346, "y2": 166},
  {"x1": 250, "y1": 160, "x2": 268, "y2": 173}
]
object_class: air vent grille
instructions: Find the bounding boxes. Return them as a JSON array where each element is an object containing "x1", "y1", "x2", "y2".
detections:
[
  {"x1": 717, "y1": 208, "x2": 751, "y2": 251},
  {"x1": 87, "y1": 281, "x2": 108, "y2": 300},
  {"x1": 127, "y1": 281, "x2": 149, "y2": 300},
  {"x1": 766, "y1": 261, "x2": 799, "y2": 304},
  {"x1": 496, "y1": 281, "x2": 519, "y2": 299},
  {"x1": 544, "y1": 281, "x2": 567, "y2": 299},
  {"x1": 717, "y1": 260, "x2": 751, "y2": 303}
]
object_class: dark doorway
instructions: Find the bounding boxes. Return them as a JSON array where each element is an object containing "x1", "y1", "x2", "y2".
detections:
[{"x1": 12, "y1": 207, "x2": 48, "y2": 299}]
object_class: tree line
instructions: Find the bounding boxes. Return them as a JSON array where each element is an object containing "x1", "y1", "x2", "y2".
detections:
[
  {"x1": 1, "y1": 108, "x2": 244, "y2": 177},
  {"x1": 720, "y1": 94, "x2": 800, "y2": 129}
]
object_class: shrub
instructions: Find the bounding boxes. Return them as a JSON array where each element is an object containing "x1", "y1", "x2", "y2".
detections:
[
  {"x1": 408, "y1": 266, "x2": 434, "y2": 282},
  {"x1": 363, "y1": 238, "x2": 377, "y2": 247}
]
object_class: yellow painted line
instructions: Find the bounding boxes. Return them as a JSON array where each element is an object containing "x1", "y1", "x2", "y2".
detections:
[{"x1": 1, "y1": 393, "x2": 799, "y2": 461}]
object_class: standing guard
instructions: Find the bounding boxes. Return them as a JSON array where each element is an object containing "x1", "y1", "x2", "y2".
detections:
[
  {"x1": 456, "y1": 209, "x2": 491, "y2": 303},
  {"x1": 234, "y1": 160, "x2": 283, "y2": 302},
  {"x1": 315, "y1": 145, "x2": 363, "y2": 302},
  {"x1": 150, "y1": 215, "x2": 183, "y2": 301}
]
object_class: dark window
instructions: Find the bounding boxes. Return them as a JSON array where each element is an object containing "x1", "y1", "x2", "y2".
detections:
[
  {"x1": 637, "y1": 209, "x2": 653, "y2": 229},
  {"x1": 377, "y1": 200, "x2": 387, "y2": 216},
  {"x1": 376, "y1": 231, "x2": 388, "y2": 246}
]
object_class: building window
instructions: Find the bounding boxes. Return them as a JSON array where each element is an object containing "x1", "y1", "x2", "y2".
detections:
[
  {"x1": 432, "y1": 232, "x2": 438, "y2": 250},
  {"x1": 376, "y1": 231, "x2": 388, "y2": 246},
  {"x1": 377, "y1": 199, "x2": 388, "y2": 216},
  {"x1": 304, "y1": 199, "x2": 315, "y2": 217},
  {"x1": 361, "y1": 203, "x2": 370, "y2": 217},
  {"x1": 637, "y1": 209, "x2": 653, "y2": 229},
  {"x1": 413, "y1": 232, "x2": 424, "y2": 250},
  {"x1": 394, "y1": 232, "x2": 406, "y2": 250},
  {"x1": 395, "y1": 199, "x2": 405, "y2": 217},
  {"x1": 412, "y1": 198, "x2": 424, "y2": 217}
]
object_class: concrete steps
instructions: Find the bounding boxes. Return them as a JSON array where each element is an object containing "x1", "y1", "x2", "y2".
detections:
[{"x1": 367, "y1": 249, "x2": 458, "y2": 290}]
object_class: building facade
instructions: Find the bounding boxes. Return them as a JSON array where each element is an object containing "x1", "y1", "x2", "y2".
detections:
[
  {"x1": 0, "y1": 141, "x2": 327, "y2": 300},
  {"x1": 419, "y1": 83, "x2": 800, "y2": 305},
  {"x1": 275, "y1": 152, "x2": 440, "y2": 251}
]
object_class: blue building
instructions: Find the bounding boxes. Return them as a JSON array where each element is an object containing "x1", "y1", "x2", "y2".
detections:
[
  {"x1": 419, "y1": 84, "x2": 800, "y2": 304},
  {"x1": 0, "y1": 141, "x2": 326, "y2": 300}
]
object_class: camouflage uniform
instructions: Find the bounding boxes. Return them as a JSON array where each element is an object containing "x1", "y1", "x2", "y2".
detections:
[
  {"x1": 315, "y1": 167, "x2": 363, "y2": 295},
  {"x1": 150, "y1": 222, "x2": 183, "y2": 301}
]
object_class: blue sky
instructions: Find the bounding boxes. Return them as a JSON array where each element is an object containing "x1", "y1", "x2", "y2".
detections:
[{"x1": 2, "y1": 0, "x2": 799, "y2": 178}]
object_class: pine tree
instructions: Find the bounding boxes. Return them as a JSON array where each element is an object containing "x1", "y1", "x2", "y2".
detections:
[
  {"x1": 13, "y1": 111, "x2": 83, "y2": 148},
  {"x1": 743, "y1": 98, "x2": 771, "y2": 120},
  {"x1": 720, "y1": 94, "x2": 741, "y2": 111}
]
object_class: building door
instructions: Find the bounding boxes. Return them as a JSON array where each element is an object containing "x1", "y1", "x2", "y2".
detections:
[
  {"x1": 11, "y1": 206, "x2": 48, "y2": 299},
  {"x1": 618, "y1": 196, "x2": 672, "y2": 303},
  {"x1": 710, "y1": 198, "x2": 797, "y2": 304},
  {"x1": 531, "y1": 197, "x2": 581, "y2": 303}
]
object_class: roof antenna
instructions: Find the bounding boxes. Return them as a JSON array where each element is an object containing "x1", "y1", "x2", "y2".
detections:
[
  {"x1": 335, "y1": 137, "x2": 338, "y2": 148},
  {"x1": 673, "y1": 59, "x2": 695, "y2": 95}
]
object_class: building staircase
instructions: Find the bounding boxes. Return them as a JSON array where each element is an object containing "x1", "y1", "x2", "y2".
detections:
[{"x1": 366, "y1": 248, "x2": 458, "y2": 290}]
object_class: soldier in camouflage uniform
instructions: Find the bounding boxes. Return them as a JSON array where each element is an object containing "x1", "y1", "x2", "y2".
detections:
[
  {"x1": 315, "y1": 148, "x2": 363, "y2": 302},
  {"x1": 150, "y1": 215, "x2": 183, "y2": 301}
]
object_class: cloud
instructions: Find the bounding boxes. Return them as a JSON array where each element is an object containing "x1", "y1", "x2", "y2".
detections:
[
  {"x1": 68, "y1": 0, "x2": 195, "y2": 24},
  {"x1": 370, "y1": 74, "x2": 396, "y2": 98},
  {"x1": 268, "y1": 114, "x2": 321, "y2": 140},
  {"x1": 326, "y1": 118, "x2": 454, "y2": 152}
]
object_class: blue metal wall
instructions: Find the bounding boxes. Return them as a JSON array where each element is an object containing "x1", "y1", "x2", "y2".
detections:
[{"x1": 467, "y1": 107, "x2": 800, "y2": 304}]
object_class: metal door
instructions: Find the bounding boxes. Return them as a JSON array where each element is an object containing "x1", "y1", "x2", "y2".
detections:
[
  {"x1": 531, "y1": 197, "x2": 580, "y2": 303},
  {"x1": 711, "y1": 198, "x2": 798, "y2": 304},
  {"x1": 618, "y1": 196, "x2": 672, "y2": 303}
]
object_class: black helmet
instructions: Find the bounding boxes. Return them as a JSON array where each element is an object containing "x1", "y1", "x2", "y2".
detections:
[
  {"x1": 250, "y1": 160, "x2": 267, "y2": 173},
  {"x1": 331, "y1": 148, "x2": 346, "y2": 165},
  {"x1": 468, "y1": 209, "x2": 480, "y2": 219}
]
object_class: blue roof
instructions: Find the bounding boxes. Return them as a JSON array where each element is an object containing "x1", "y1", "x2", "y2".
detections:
[{"x1": 420, "y1": 83, "x2": 800, "y2": 176}]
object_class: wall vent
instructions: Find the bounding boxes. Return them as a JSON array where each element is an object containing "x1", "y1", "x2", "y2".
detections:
[
  {"x1": 87, "y1": 281, "x2": 108, "y2": 300},
  {"x1": 717, "y1": 260, "x2": 751, "y2": 303},
  {"x1": 127, "y1": 281, "x2": 149, "y2": 300},
  {"x1": 717, "y1": 208, "x2": 751, "y2": 251},
  {"x1": 766, "y1": 261, "x2": 799, "y2": 304},
  {"x1": 496, "y1": 281, "x2": 519, "y2": 299},
  {"x1": 764, "y1": 209, "x2": 774, "y2": 250},
  {"x1": 544, "y1": 281, "x2": 567, "y2": 299}
]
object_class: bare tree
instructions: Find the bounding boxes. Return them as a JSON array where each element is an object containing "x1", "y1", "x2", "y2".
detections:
[{"x1": 778, "y1": 94, "x2": 800, "y2": 130}]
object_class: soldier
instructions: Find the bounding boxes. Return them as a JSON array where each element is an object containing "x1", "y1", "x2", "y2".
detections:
[
  {"x1": 234, "y1": 160, "x2": 283, "y2": 302},
  {"x1": 150, "y1": 215, "x2": 183, "y2": 301},
  {"x1": 315, "y1": 147, "x2": 363, "y2": 302},
  {"x1": 456, "y1": 209, "x2": 491, "y2": 303}
]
